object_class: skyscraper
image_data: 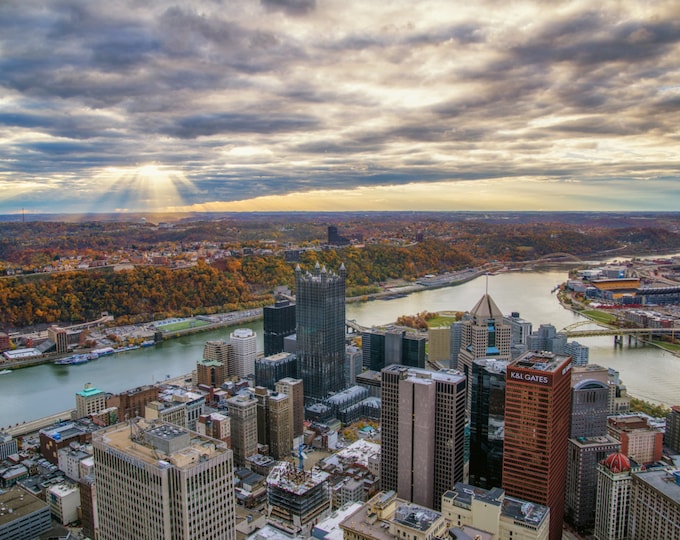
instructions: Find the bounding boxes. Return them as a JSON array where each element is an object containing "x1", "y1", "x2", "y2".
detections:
[
  {"x1": 380, "y1": 365, "x2": 466, "y2": 510},
  {"x1": 457, "y1": 294, "x2": 511, "y2": 414},
  {"x1": 230, "y1": 328, "x2": 257, "y2": 379},
  {"x1": 93, "y1": 418, "x2": 235, "y2": 540},
  {"x1": 502, "y1": 351, "x2": 572, "y2": 540},
  {"x1": 469, "y1": 358, "x2": 510, "y2": 489},
  {"x1": 594, "y1": 452, "x2": 636, "y2": 540},
  {"x1": 295, "y1": 262, "x2": 346, "y2": 403},
  {"x1": 203, "y1": 339, "x2": 235, "y2": 378},
  {"x1": 263, "y1": 299, "x2": 296, "y2": 357},
  {"x1": 227, "y1": 393, "x2": 258, "y2": 467},
  {"x1": 252, "y1": 387, "x2": 292, "y2": 460},
  {"x1": 276, "y1": 377, "x2": 305, "y2": 439}
]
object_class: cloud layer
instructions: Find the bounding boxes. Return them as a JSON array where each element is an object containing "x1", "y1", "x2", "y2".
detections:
[{"x1": 1, "y1": 0, "x2": 679, "y2": 213}]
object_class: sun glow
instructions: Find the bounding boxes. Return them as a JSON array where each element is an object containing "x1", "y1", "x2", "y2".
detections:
[{"x1": 91, "y1": 164, "x2": 196, "y2": 212}]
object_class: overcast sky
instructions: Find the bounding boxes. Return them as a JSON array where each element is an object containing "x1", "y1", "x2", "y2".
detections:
[{"x1": 1, "y1": 0, "x2": 679, "y2": 214}]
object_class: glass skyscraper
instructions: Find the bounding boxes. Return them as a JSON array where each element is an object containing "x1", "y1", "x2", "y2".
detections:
[{"x1": 295, "y1": 262, "x2": 346, "y2": 403}]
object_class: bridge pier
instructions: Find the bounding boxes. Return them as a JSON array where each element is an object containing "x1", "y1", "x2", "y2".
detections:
[{"x1": 614, "y1": 335, "x2": 623, "y2": 347}]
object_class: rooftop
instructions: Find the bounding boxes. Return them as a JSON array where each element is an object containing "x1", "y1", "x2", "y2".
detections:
[
  {"x1": 393, "y1": 503, "x2": 441, "y2": 532},
  {"x1": 633, "y1": 469, "x2": 680, "y2": 502},
  {"x1": 92, "y1": 419, "x2": 229, "y2": 470},
  {"x1": 0, "y1": 485, "x2": 48, "y2": 527},
  {"x1": 266, "y1": 461, "x2": 329, "y2": 496},
  {"x1": 512, "y1": 351, "x2": 571, "y2": 373}
]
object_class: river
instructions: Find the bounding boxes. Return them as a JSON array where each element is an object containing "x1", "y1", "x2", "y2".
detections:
[{"x1": 1, "y1": 268, "x2": 678, "y2": 428}]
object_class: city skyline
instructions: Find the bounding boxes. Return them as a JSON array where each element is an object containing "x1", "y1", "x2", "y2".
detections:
[{"x1": 1, "y1": 1, "x2": 679, "y2": 215}]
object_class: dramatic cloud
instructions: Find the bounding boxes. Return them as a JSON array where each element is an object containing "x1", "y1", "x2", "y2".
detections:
[{"x1": 0, "y1": 0, "x2": 678, "y2": 214}]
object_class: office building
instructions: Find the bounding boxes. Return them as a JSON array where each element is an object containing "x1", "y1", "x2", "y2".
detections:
[
  {"x1": 594, "y1": 452, "x2": 636, "y2": 540},
  {"x1": 75, "y1": 382, "x2": 107, "y2": 419},
  {"x1": 263, "y1": 299, "x2": 296, "y2": 357},
  {"x1": 345, "y1": 344, "x2": 363, "y2": 387},
  {"x1": 295, "y1": 263, "x2": 346, "y2": 403},
  {"x1": 502, "y1": 351, "x2": 572, "y2": 540},
  {"x1": 450, "y1": 319, "x2": 465, "y2": 370},
  {"x1": 48, "y1": 325, "x2": 69, "y2": 354},
  {"x1": 458, "y1": 294, "x2": 511, "y2": 414},
  {"x1": 227, "y1": 393, "x2": 258, "y2": 467},
  {"x1": 505, "y1": 311, "x2": 533, "y2": 348},
  {"x1": 203, "y1": 339, "x2": 235, "y2": 378},
  {"x1": 327, "y1": 225, "x2": 350, "y2": 246},
  {"x1": 266, "y1": 461, "x2": 331, "y2": 536},
  {"x1": 428, "y1": 326, "x2": 451, "y2": 364},
  {"x1": 441, "y1": 483, "x2": 550, "y2": 540},
  {"x1": 527, "y1": 324, "x2": 567, "y2": 354},
  {"x1": 665, "y1": 405, "x2": 680, "y2": 454},
  {"x1": 571, "y1": 379, "x2": 610, "y2": 438},
  {"x1": 0, "y1": 433, "x2": 17, "y2": 460},
  {"x1": 230, "y1": 328, "x2": 257, "y2": 379},
  {"x1": 629, "y1": 468, "x2": 680, "y2": 539},
  {"x1": 469, "y1": 358, "x2": 510, "y2": 489},
  {"x1": 255, "y1": 352, "x2": 297, "y2": 390},
  {"x1": 47, "y1": 482, "x2": 80, "y2": 525},
  {"x1": 93, "y1": 418, "x2": 235, "y2": 540},
  {"x1": 564, "y1": 341, "x2": 589, "y2": 366},
  {"x1": 196, "y1": 412, "x2": 231, "y2": 446},
  {"x1": 108, "y1": 384, "x2": 159, "y2": 422},
  {"x1": 381, "y1": 365, "x2": 466, "y2": 510},
  {"x1": 607, "y1": 415, "x2": 663, "y2": 465},
  {"x1": 361, "y1": 328, "x2": 427, "y2": 371},
  {"x1": 79, "y1": 475, "x2": 97, "y2": 540},
  {"x1": 252, "y1": 387, "x2": 292, "y2": 460},
  {"x1": 340, "y1": 490, "x2": 448, "y2": 540},
  {"x1": 0, "y1": 485, "x2": 51, "y2": 540},
  {"x1": 196, "y1": 357, "x2": 229, "y2": 388},
  {"x1": 276, "y1": 377, "x2": 304, "y2": 439},
  {"x1": 565, "y1": 376, "x2": 618, "y2": 531},
  {"x1": 565, "y1": 436, "x2": 620, "y2": 532}
]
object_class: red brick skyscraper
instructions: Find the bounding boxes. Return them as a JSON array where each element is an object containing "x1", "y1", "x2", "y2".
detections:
[{"x1": 502, "y1": 351, "x2": 572, "y2": 540}]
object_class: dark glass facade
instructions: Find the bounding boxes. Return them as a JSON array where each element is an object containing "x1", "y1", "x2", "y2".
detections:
[
  {"x1": 263, "y1": 299, "x2": 296, "y2": 357},
  {"x1": 295, "y1": 263, "x2": 346, "y2": 403},
  {"x1": 469, "y1": 359, "x2": 508, "y2": 489}
]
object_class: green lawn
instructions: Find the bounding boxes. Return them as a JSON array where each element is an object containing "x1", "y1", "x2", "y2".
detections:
[
  {"x1": 157, "y1": 319, "x2": 211, "y2": 333},
  {"x1": 427, "y1": 314, "x2": 458, "y2": 328},
  {"x1": 581, "y1": 309, "x2": 619, "y2": 325},
  {"x1": 651, "y1": 339, "x2": 680, "y2": 352}
]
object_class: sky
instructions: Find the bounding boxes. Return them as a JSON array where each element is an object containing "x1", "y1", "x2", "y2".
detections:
[{"x1": 1, "y1": 0, "x2": 679, "y2": 215}]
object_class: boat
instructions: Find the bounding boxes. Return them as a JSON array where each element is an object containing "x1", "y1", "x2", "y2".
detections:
[
  {"x1": 141, "y1": 340, "x2": 155, "y2": 347},
  {"x1": 0, "y1": 369, "x2": 11, "y2": 375}
]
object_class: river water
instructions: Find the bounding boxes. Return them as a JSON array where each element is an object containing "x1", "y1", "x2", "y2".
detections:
[{"x1": 1, "y1": 268, "x2": 679, "y2": 427}]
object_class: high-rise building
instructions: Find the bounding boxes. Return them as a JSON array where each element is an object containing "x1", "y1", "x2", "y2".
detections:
[
  {"x1": 458, "y1": 294, "x2": 511, "y2": 414},
  {"x1": 295, "y1": 263, "x2": 346, "y2": 403},
  {"x1": 48, "y1": 325, "x2": 69, "y2": 354},
  {"x1": 594, "y1": 452, "x2": 637, "y2": 540},
  {"x1": 230, "y1": 328, "x2": 257, "y2": 379},
  {"x1": 469, "y1": 358, "x2": 510, "y2": 489},
  {"x1": 255, "y1": 352, "x2": 297, "y2": 390},
  {"x1": 75, "y1": 383, "x2": 107, "y2": 419},
  {"x1": 428, "y1": 326, "x2": 451, "y2": 364},
  {"x1": 266, "y1": 461, "x2": 331, "y2": 536},
  {"x1": 93, "y1": 418, "x2": 235, "y2": 540},
  {"x1": 381, "y1": 365, "x2": 466, "y2": 510},
  {"x1": 263, "y1": 299, "x2": 296, "y2": 357},
  {"x1": 565, "y1": 378, "x2": 618, "y2": 531},
  {"x1": 361, "y1": 328, "x2": 426, "y2": 371},
  {"x1": 276, "y1": 377, "x2": 304, "y2": 439},
  {"x1": 345, "y1": 344, "x2": 363, "y2": 387},
  {"x1": 502, "y1": 351, "x2": 572, "y2": 540},
  {"x1": 565, "y1": 436, "x2": 620, "y2": 532},
  {"x1": 629, "y1": 468, "x2": 680, "y2": 539},
  {"x1": 227, "y1": 393, "x2": 258, "y2": 467},
  {"x1": 607, "y1": 415, "x2": 663, "y2": 465},
  {"x1": 564, "y1": 341, "x2": 589, "y2": 366},
  {"x1": 527, "y1": 324, "x2": 567, "y2": 354},
  {"x1": 252, "y1": 387, "x2": 293, "y2": 460},
  {"x1": 664, "y1": 405, "x2": 680, "y2": 454},
  {"x1": 203, "y1": 339, "x2": 235, "y2": 377}
]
